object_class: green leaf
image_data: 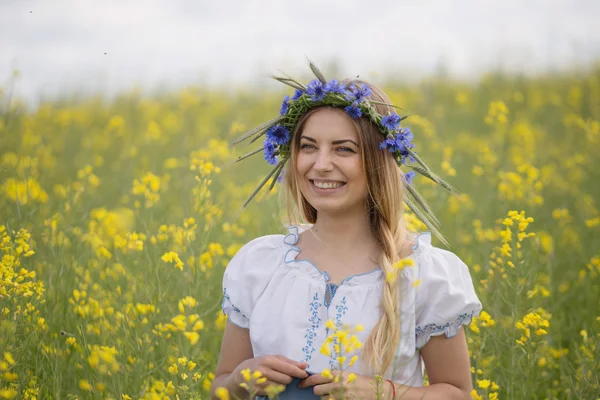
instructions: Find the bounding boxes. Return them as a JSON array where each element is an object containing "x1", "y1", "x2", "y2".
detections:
[
  {"x1": 405, "y1": 198, "x2": 449, "y2": 248},
  {"x1": 307, "y1": 58, "x2": 327, "y2": 84},
  {"x1": 232, "y1": 147, "x2": 263, "y2": 163},
  {"x1": 242, "y1": 160, "x2": 286, "y2": 209},
  {"x1": 231, "y1": 116, "x2": 284, "y2": 145},
  {"x1": 270, "y1": 76, "x2": 305, "y2": 91},
  {"x1": 405, "y1": 184, "x2": 440, "y2": 228},
  {"x1": 410, "y1": 165, "x2": 459, "y2": 194},
  {"x1": 368, "y1": 100, "x2": 409, "y2": 113},
  {"x1": 260, "y1": 160, "x2": 287, "y2": 201}
]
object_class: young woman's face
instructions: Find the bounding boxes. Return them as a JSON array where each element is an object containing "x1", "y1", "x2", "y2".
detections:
[{"x1": 295, "y1": 107, "x2": 368, "y2": 216}]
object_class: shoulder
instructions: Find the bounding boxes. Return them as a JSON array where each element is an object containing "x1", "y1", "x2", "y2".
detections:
[
  {"x1": 410, "y1": 233, "x2": 482, "y2": 348},
  {"x1": 234, "y1": 233, "x2": 288, "y2": 257},
  {"x1": 221, "y1": 229, "x2": 291, "y2": 328},
  {"x1": 225, "y1": 231, "x2": 289, "y2": 275},
  {"x1": 411, "y1": 233, "x2": 474, "y2": 288}
]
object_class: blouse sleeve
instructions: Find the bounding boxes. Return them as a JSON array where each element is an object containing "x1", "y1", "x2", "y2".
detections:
[
  {"x1": 221, "y1": 235, "x2": 283, "y2": 329},
  {"x1": 414, "y1": 247, "x2": 482, "y2": 349}
]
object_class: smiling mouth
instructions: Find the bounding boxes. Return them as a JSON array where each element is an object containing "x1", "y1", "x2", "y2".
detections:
[{"x1": 310, "y1": 180, "x2": 347, "y2": 189}]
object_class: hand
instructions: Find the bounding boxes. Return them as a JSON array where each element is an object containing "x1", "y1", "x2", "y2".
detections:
[
  {"x1": 298, "y1": 370, "x2": 385, "y2": 399},
  {"x1": 232, "y1": 355, "x2": 309, "y2": 396}
]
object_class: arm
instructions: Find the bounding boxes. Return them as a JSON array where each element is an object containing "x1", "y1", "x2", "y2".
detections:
[
  {"x1": 211, "y1": 320, "x2": 254, "y2": 399},
  {"x1": 386, "y1": 327, "x2": 472, "y2": 400},
  {"x1": 300, "y1": 328, "x2": 472, "y2": 399}
]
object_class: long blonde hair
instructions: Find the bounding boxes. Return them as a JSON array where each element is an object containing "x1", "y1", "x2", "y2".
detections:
[{"x1": 282, "y1": 80, "x2": 411, "y2": 375}]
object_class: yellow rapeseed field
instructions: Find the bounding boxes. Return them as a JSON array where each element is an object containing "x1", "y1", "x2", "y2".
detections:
[{"x1": 0, "y1": 68, "x2": 599, "y2": 399}]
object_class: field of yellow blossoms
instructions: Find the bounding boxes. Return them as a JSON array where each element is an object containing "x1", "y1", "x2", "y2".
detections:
[{"x1": 1, "y1": 67, "x2": 599, "y2": 399}]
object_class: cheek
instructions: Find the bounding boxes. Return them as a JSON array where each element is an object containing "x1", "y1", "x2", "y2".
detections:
[{"x1": 294, "y1": 157, "x2": 309, "y2": 177}]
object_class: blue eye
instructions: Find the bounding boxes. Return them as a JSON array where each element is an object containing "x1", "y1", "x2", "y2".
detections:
[
  {"x1": 337, "y1": 147, "x2": 355, "y2": 153},
  {"x1": 300, "y1": 143, "x2": 314, "y2": 149}
]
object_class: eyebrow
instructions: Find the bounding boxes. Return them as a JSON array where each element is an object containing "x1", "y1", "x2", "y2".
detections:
[{"x1": 300, "y1": 136, "x2": 359, "y2": 147}]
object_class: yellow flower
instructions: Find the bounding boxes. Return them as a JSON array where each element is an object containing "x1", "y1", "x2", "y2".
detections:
[
  {"x1": 241, "y1": 368, "x2": 252, "y2": 382},
  {"x1": 252, "y1": 370, "x2": 263, "y2": 380},
  {"x1": 168, "y1": 364, "x2": 179, "y2": 375},
  {"x1": 178, "y1": 356, "x2": 189, "y2": 365},
  {"x1": 166, "y1": 381, "x2": 176, "y2": 395},
  {"x1": 320, "y1": 342, "x2": 331, "y2": 356},
  {"x1": 184, "y1": 331, "x2": 200, "y2": 345},
  {"x1": 348, "y1": 355, "x2": 358, "y2": 367},
  {"x1": 477, "y1": 379, "x2": 491, "y2": 390},
  {"x1": 347, "y1": 373, "x2": 357, "y2": 384},
  {"x1": 3, "y1": 372, "x2": 18, "y2": 381},
  {"x1": 265, "y1": 384, "x2": 286, "y2": 398},
  {"x1": 4, "y1": 353, "x2": 15, "y2": 365},
  {"x1": 321, "y1": 368, "x2": 333, "y2": 379},
  {"x1": 215, "y1": 387, "x2": 230, "y2": 400},
  {"x1": 79, "y1": 379, "x2": 93, "y2": 391},
  {"x1": 0, "y1": 388, "x2": 17, "y2": 399},
  {"x1": 411, "y1": 279, "x2": 422, "y2": 288}
]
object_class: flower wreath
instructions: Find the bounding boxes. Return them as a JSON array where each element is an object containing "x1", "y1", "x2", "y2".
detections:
[{"x1": 231, "y1": 61, "x2": 458, "y2": 245}]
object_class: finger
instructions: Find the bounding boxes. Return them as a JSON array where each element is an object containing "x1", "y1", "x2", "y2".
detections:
[
  {"x1": 266, "y1": 357, "x2": 309, "y2": 379},
  {"x1": 273, "y1": 355, "x2": 308, "y2": 369},
  {"x1": 313, "y1": 381, "x2": 342, "y2": 397},
  {"x1": 297, "y1": 373, "x2": 332, "y2": 388},
  {"x1": 259, "y1": 369, "x2": 295, "y2": 385}
]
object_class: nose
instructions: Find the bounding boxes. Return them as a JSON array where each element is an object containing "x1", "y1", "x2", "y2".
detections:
[{"x1": 313, "y1": 148, "x2": 334, "y2": 172}]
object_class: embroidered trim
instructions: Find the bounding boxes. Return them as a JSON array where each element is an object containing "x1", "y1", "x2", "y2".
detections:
[
  {"x1": 329, "y1": 296, "x2": 348, "y2": 368},
  {"x1": 301, "y1": 292, "x2": 323, "y2": 362},
  {"x1": 415, "y1": 308, "x2": 481, "y2": 349},
  {"x1": 221, "y1": 288, "x2": 249, "y2": 324},
  {"x1": 324, "y1": 283, "x2": 339, "y2": 308}
]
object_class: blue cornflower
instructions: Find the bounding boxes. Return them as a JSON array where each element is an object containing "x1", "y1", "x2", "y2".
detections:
[
  {"x1": 292, "y1": 88, "x2": 304, "y2": 101},
  {"x1": 381, "y1": 112, "x2": 401, "y2": 131},
  {"x1": 379, "y1": 137, "x2": 401, "y2": 152},
  {"x1": 394, "y1": 128, "x2": 414, "y2": 152},
  {"x1": 324, "y1": 79, "x2": 344, "y2": 94},
  {"x1": 306, "y1": 79, "x2": 326, "y2": 101},
  {"x1": 263, "y1": 140, "x2": 278, "y2": 165},
  {"x1": 280, "y1": 95, "x2": 291, "y2": 115},
  {"x1": 404, "y1": 170, "x2": 415, "y2": 185},
  {"x1": 344, "y1": 102, "x2": 362, "y2": 119},
  {"x1": 345, "y1": 83, "x2": 372, "y2": 103},
  {"x1": 399, "y1": 127, "x2": 414, "y2": 143},
  {"x1": 379, "y1": 128, "x2": 415, "y2": 156},
  {"x1": 266, "y1": 124, "x2": 291, "y2": 145}
]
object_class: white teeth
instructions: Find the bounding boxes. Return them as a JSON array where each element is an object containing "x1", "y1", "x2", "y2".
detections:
[{"x1": 313, "y1": 181, "x2": 344, "y2": 189}]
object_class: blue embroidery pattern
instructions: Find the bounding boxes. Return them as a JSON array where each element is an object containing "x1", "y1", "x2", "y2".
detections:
[
  {"x1": 301, "y1": 292, "x2": 322, "y2": 362},
  {"x1": 324, "y1": 283, "x2": 339, "y2": 308},
  {"x1": 415, "y1": 309, "x2": 479, "y2": 348},
  {"x1": 221, "y1": 288, "x2": 249, "y2": 323},
  {"x1": 329, "y1": 296, "x2": 348, "y2": 368}
]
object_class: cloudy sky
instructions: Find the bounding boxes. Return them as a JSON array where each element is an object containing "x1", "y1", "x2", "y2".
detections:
[{"x1": 1, "y1": 0, "x2": 599, "y2": 103}]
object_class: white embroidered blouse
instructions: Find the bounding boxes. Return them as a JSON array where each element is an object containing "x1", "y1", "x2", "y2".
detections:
[{"x1": 221, "y1": 225, "x2": 482, "y2": 387}]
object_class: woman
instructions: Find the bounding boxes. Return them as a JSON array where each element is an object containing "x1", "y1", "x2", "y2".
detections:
[{"x1": 213, "y1": 64, "x2": 482, "y2": 399}]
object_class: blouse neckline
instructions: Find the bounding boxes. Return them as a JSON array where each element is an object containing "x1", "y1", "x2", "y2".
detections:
[{"x1": 282, "y1": 225, "x2": 432, "y2": 287}]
